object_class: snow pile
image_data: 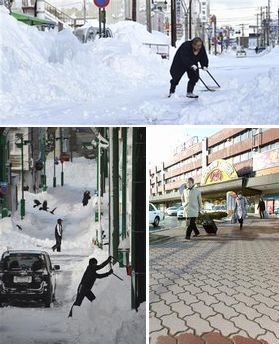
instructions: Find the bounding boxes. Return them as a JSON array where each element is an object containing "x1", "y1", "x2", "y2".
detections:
[
  {"x1": 0, "y1": 8, "x2": 168, "y2": 123},
  {"x1": 1, "y1": 6, "x2": 278, "y2": 123}
]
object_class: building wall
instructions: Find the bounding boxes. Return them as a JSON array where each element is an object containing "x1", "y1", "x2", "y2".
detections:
[{"x1": 150, "y1": 128, "x2": 279, "y2": 198}]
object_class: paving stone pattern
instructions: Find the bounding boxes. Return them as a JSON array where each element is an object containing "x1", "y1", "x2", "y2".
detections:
[{"x1": 150, "y1": 228, "x2": 279, "y2": 344}]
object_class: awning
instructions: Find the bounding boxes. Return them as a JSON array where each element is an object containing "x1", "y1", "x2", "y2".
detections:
[
  {"x1": 11, "y1": 12, "x2": 56, "y2": 26},
  {"x1": 246, "y1": 173, "x2": 279, "y2": 193},
  {"x1": 199, "y1": 178, "x2": 244, "y2": 198}
]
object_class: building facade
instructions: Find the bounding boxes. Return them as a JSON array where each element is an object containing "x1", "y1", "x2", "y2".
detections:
[{"x1": 150, "y1": 128, "x2": 279, "y2": 214}]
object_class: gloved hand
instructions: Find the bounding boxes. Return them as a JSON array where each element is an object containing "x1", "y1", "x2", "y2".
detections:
[
  {"x1": 191, "y1": 65, "x2": 198, "y2": 71},
  {"x1": 109, "y1": 268, "x2": 113, "y2": 274},
  {"x1": 202, "y1": 66, "x2": 208, "y2": 71}
]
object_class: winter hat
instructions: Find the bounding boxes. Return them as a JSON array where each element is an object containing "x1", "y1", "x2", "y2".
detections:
[{"x1": 89, "y1": 258, "x2": 98, "y2": 265}]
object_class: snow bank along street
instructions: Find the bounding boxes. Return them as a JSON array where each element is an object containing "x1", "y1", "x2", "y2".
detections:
[
  {"x1": 1, "y1": 6, "x2": 279, "y2": 124},
  {"x1": 0, "y1": 127, "x2": 146, "y2": 344}
]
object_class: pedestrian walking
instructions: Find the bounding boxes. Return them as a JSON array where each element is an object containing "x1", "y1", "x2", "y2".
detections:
[
  {"x1": 68, "y1": 256, "x2": 113, "y2": 317},
  {"x1": 234, "y1": 192, "x2": 248, "y2": 230},
  {"x1": 181, "y1": 177, "x2": 202, "y2": 240},
  {"x1": 52, "y1": 219, "x2": 63, "y2": 252},
  {"x1": 257, "y1": 198, "x2": 265, "y2": 219},
  {"x1": 169, "y1": 37, "x2": 209, "y2": 98},
  {"x1": 82, "y1": 191, "x2": 91, "y2": 206}
]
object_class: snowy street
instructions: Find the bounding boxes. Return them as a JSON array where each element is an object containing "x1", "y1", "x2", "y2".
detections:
[
  {"x1": 0, "y1": 156, "x2": 145, "y2": 344},
  {"x1": 1, "y1": 7, "x2": 279, "y2": 124}
]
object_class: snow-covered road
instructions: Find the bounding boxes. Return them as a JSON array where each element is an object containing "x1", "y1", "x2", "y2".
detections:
[
  {"x1": 1, "y1": 7, "x2": 279, "y2": 124},
  {"x1": 0, "y1": 157, "x2": 145, "y2": 344}
]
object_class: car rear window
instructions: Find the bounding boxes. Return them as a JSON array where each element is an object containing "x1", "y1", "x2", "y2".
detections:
[{"x1": 3, "y1": 254, "x2": 46, "y2": 271}]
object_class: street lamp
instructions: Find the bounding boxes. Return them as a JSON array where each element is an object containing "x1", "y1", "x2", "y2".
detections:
[
  {"x1": 92, "y1": 132, "x2": 109, "y2": 249},
  {"x1": 15, "y1": 133, "x2": 31, "y2": 220}
]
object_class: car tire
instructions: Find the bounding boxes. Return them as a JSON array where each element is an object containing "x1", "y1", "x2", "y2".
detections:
[{"x1": 153, "y1": 217, "x2": 160, "y2": 227}]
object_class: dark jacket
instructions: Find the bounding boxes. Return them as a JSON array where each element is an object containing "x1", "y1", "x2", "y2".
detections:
[
  {"x1": 257, "y1": 200, "x2": 265, "y2": 211},
  {"x1": 171, "y1": 40, "x2": 209, "y2": 74},
  {"x1": 80, "y1": 257, "x2": 111, "y2": 290},
  {"x1": 82, "y1": 192, "x2": 91, "y2": 206},
  {"x1": 55, "y1": 224, "x2": 63, "y2": 239}
]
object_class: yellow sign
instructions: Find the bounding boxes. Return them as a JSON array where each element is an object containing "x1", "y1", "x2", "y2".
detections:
[{"x1": 201, "y1": 159, "x2": 238, "y2": 185}]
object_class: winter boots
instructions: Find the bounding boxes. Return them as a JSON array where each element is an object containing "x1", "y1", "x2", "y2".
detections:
[{"x1": 186, "y1": 92, "x2": 199, "y2": 98}]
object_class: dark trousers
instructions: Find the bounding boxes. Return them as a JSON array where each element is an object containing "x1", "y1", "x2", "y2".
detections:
[
  {"x1": 186, "y1": 217, "x2": 200, "y2": 239},
  {"x1": 238, "y1": 217, "x2": 243, "y2": 228},
  {"x1": 170, "y1": 68, "x2": 199, "y2": 93},
  {"x1": 260, "y1": 210, "x2": 265, "y2": 219},
  {"x1": 52, "y1": 236, "x2": 61, "y2": 252},
  {"x1": 74, "y1": 284, "x2": 96, "y2": 306}
]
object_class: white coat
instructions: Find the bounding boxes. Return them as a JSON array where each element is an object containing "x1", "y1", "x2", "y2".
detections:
[{"x1": 181, "y1": 186, "x2": 202, "y2": 218}]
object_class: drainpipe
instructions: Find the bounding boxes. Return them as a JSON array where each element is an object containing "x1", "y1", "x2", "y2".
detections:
[
  {"x1": 118, "y1": 128, "x2": 128, "y2": 266},
  {"x1": 112, "y1": 128, "x2": 119, "y2": 262},
  {"x1": 0, "y1": 132, "x2": 8, "y2": 218}
]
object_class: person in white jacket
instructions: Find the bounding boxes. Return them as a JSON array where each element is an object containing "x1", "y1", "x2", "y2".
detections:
[
  {"x1": 234, "y1": 192, "x2": 248, "y2": 230},
  {"x1": 181, "y1": 177, "x2": 202, "y2": 240}
]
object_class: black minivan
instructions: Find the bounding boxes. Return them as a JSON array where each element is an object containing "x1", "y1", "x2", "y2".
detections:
[{"x1": 0, "y1": 250, "x2": 60, "y2": 307}]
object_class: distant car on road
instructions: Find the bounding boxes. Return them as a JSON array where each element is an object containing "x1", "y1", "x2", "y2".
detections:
[
  {"x1": 236, "y1": 49, "x2": 247, "y2": 58},
  {"x1": 149, "y1": 203, "x2": 164, "y2": 227},
  {"x1": 177, "y1": 206, "x2": 185, "y2": 220},
  {"x1": 275, "y1": 207, "x2": 279, "y2": 215},
  {"x1": 0, "y1": 250, "x2": 60, "y2": 307},
  {"x1": 166, "y1": 206, "x2": 179, "y2": 216}
]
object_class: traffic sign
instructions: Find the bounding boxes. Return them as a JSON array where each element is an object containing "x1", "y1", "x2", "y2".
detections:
[{"x1": 93, "y1": 0, "x2": 110, "y2": 8}]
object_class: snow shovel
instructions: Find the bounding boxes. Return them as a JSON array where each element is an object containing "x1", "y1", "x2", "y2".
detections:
[
  {"x1": 205, "y1": 70, "x2": 221, "y2": 88},
  {"x1": 199, "y1": 69, "x2": 221, "y2": 91},
  {"x1": 111, "y1": 256, "x2": 132, "y2": 277},
  {"x1": 109, "y1": 259, "x2": 124, "y2": 281}
]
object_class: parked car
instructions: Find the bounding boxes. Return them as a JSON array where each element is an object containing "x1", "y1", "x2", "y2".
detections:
[
  {"x1": 177, "y1": 206, "x2": 185, "y2": 220},
  {"x1": 149, "y1": 203, "x2": 164, "y2": 227},
  {"x1": 0, "y1": 250, "x2": 60, "y2": 307},
  {"x1": 274, "y1": 207, "x2": 279, "y2": 215},
  {"x1": 212, "y1": 205, "x2": 227, "y2": 212},
  {"x1": 73, "y1": 26, "x2": 113, "y2": 44},
  {"x1": 236, "y1": 49, "x2": 247, "y2": 57},
  {"x1": 166, "y1": 206, "x2": 179, "y2": 216}
]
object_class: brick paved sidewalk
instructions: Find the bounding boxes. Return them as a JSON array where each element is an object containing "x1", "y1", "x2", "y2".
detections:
[{"x1": 150, "y1": 221, "x2": 279, "y2": 344}]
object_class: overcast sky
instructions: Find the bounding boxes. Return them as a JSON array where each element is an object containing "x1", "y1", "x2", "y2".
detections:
[
  {"x1": 147, "y1": 126, "x2": 220, "y2": 166},
  {"x1": 210, "y1": 0, "x2": 279, "y2": 26}
]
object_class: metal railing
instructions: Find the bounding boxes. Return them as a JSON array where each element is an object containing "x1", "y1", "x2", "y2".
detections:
[
  {"x1": 142, "y1": 43, "x2": 170, "y2": 59},
  {"x1": 44, "y1": 1, "x2": 74, "y2": 26}
]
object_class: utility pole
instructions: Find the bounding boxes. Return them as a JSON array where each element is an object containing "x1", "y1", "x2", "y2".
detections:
[
  {"x1": 260, "y1": 6, "x2": 263, "y2": 47},
  {"x1": 83, "y1": 0, "x2": 86, "y2": 24},
  {"x1": 146, "y1": 0, "x2": 152, "y2": 33},
  {"x1": 171, "y1": 0, "x2": 177, "y2": 46},
  {"x1": 132, "y1": 0, "x2": 137, "y2": 21},
  {"x1": 267, "y1": 0, "x2": 270, "y2": 46},
  {"x1": 257, "y1": 13, "x2": 260, "y2": 48},
  {"x1": 189, "y1": 0, "x2": 192, "y2": 40}
]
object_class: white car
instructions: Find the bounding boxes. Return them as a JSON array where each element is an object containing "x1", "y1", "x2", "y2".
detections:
[
  {"x1": 236, "y1": 49, "x2": 246, "y2": 58},
  {"x1": 177, "y1": 206, "x2": 185, "y2": 220},
  {"x1": 149, "y1": 203, "x2": 164, "y2": 227},
  {"x1": 166, "y1": 206, "x2": 179, "y2": 216}
]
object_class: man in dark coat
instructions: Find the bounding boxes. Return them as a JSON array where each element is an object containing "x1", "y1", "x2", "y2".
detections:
[
  {"x1": 82, "y1": 191, "x2": 91, "y2": 206},
  {"x1": 257, "y1": 198, "x2": 265, "y2": 219},
  {"x1": 68, "y1": 256, "x2": 113, "y2": 317},
  {"x1": 169, "y1": 37, "x2": 209, "y2": 98},
  {"x1": 52, "y1": 218, "x2": 63, "y2": 252}
]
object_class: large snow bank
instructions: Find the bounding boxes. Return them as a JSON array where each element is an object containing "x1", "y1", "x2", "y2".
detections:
[{"x1": 0, "y1": 7, "x2": 168, "y2": 123}]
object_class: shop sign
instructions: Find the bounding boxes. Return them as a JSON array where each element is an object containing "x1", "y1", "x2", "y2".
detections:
[
  {"x1": 201, "y1": 159, "x2": 238, "y2": 185},
  {"x1": 253, "y1": 148, "x2": 279, "y2": 171}
]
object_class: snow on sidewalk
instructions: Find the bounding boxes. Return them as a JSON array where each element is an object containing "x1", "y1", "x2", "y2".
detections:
[
  {"x1": 1, "y1": 7, "x2": 278, "y2": 123},
  {"x1": 0, "y1": 157, "x2": 145, "y2": 344}
]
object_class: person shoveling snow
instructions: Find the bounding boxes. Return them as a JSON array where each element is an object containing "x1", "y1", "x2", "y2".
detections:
[
  {"x1": 68, "y1": 256, "x2": 113, "y2": 317},
  {"x1": 169, "y1": 37, "x2": 209, "y2": 99}
]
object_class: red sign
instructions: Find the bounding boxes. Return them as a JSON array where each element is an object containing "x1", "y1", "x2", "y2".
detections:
[{"x1": 93, "y1": 0, "x2": 110, "y2": 8}]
